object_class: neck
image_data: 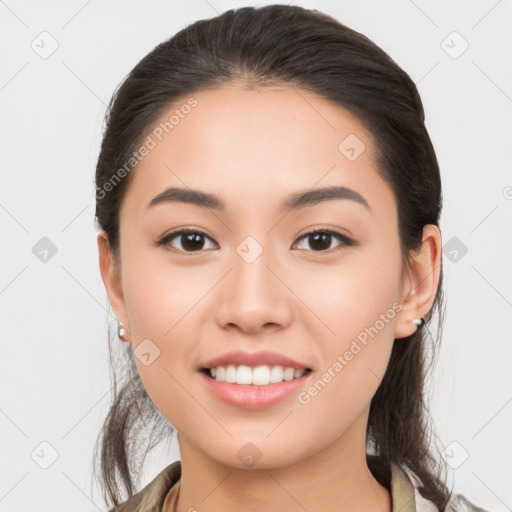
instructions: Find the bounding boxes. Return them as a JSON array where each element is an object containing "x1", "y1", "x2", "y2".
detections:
[{"x1": 172, "y1": 412, "x2": 391, "y2": 512}]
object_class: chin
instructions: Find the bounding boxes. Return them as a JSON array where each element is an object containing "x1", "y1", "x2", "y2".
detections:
[{"x1": 204, "y1": 439, "x2": 303, "y2": 471}]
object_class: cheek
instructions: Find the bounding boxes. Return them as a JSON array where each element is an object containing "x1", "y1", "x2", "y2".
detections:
[
  {"x1": 296, "y1": 251, "x2": 401, "y2": 404},
  {"x1": 122, "y1": 250, "x2": 214, "y2": 341},
  {"x1": 291, "y1": 252, "x2": 401, "y2": 341},
  {"x1": 296, "y1": 290, "x2": 397, "y2": 442},
  {"x1": 121, "y1": 255, "x2": 217, "y2": 418}
]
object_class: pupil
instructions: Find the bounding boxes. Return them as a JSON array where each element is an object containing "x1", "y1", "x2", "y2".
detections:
[
  {"x1": 310, "y1": 233, "x2": 331, "y2": 251},
  {"x1": 183, "y1": 233, "x2": 203, "y2": 251}
]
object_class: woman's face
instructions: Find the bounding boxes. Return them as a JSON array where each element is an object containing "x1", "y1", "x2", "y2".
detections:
[{"x1": 101, "y1": 84, "x2": 421, "y2": 469}]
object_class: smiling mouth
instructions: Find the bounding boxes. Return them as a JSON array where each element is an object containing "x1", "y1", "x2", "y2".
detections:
[{"x1": 200, "y1": 365, "x2": 313, "y2": 386}]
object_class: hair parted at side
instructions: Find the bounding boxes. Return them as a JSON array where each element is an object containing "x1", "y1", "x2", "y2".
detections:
[{"x1": 93, "y1": 4, "x2": 451, "y2": 510}]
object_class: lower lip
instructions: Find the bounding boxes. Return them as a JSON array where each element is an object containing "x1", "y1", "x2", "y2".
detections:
[{"x1": 199, "y1": 370, "x2": 312, "y2": 410}]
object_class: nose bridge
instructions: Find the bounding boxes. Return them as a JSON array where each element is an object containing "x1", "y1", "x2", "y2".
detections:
[
  {"x1": 215, "y1": 232, "x2": 291, "y2": 331},
  {"x1": 231, "y1": 233, "x2": 277, "y2": 301}
]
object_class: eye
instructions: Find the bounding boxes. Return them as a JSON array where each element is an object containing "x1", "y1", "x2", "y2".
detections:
[
  {"x1": 293, "y1": 229, "x2": 355, "y2": 253},
  {"x1": 156, "y1": 229, "x2": 217, "y2": 253},
  {"x1": 156, "y1": 227, "x2": 355, "y2": 255}
]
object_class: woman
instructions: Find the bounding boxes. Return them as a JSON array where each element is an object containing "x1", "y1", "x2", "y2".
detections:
[{"x1": 93, "y1": 5, "x2": 491, "y2": 512}]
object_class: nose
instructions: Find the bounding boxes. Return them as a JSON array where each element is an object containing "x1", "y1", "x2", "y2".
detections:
[{"x1": 215, "y1": 243, "x2": 294, "y2": 335}]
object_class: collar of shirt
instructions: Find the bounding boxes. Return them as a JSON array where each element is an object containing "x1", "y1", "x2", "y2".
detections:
[{"x1": 112, "y1": 456, "x2": 422, "y2": 512}]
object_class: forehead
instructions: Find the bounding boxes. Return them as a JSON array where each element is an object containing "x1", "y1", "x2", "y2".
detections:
[{"x1": 120, "y1": 84, "x2": 395, "y2": 221}]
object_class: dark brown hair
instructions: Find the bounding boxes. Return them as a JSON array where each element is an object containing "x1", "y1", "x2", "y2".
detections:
[{"x1": 93, "y1": 4, "x2": 451, "y2": 510}]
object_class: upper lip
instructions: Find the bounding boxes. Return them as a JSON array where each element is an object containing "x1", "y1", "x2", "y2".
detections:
[{"x1": 200, "y1": 350, "x2": 312, "y2": 370}]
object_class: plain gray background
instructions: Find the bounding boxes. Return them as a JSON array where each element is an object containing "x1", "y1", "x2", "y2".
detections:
[{"x1": 1, "y1": 1, "x2": 511, "y2": 511}]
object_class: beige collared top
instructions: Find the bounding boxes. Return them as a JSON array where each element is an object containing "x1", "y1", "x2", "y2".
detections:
[{"x1": 110, "y1": 456, "x2": 490, "y2": 512}]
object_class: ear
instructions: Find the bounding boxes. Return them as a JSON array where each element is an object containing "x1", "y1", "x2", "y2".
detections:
[
  {"x1": 394, "y1": 224, "x2": 442, "y2": 339},
  {"x1": 97, "y1": 231, "x2": 131, "y2": 342}
]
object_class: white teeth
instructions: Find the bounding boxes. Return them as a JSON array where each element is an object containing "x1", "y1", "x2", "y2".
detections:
[
  {"x1": 208, "y1": 364, "x2": 307, "y2": 385},
  {"x1": 284, "y1": 367, "x2": 296, "y2": 381},
  {"x1": 225, "y1": 365, "x2": 237, "y2": 383},
  {"x1": 236, "y1": 365, "x2": 253, "y2": 384},
  {"x1": 270, "y1": 365, "x2": 284, "y2": 383},
  {"x1": 252, "y1": 365, "x2": 270, "y2": 385}
]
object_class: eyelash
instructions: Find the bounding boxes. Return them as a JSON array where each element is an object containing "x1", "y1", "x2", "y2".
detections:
[{"x1": 155, "y1": 227, "x2": 356, "y2": 255}]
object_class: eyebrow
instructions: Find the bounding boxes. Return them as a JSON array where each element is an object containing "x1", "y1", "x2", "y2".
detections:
[{"x1": 145, "y1": 185, "x2": 371, "y2": 214}]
